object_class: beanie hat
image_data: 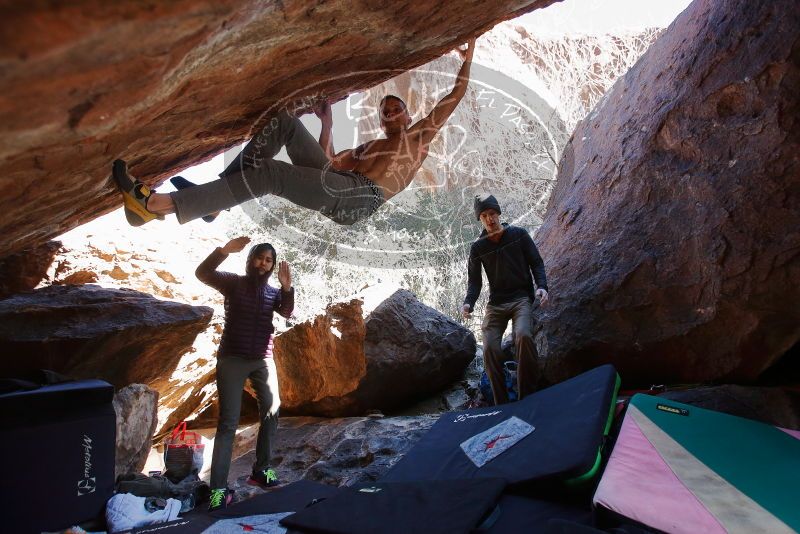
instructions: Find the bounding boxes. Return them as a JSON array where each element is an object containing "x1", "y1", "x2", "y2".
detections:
[{"x1": 474, "y1": 194, "x2": 502, "y2": 220}]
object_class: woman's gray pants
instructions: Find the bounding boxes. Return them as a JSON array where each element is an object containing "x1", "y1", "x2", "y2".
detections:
[{"x1": 209, "y1": 356, "x2": 279, "y2": 489}]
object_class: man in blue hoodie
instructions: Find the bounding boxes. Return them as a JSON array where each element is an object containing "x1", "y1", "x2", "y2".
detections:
[{"x1": 462, "y1": 194, "x2": 548, "y2": 404}]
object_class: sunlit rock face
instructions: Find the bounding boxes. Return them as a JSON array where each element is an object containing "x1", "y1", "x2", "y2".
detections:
[
  {"x1": 534, "y1": 0, "x2": 800, "y2": 386},
  {"x1": 113, "y1": 384, "x2": 159, "y2": 480},
  {"x1": 272, "y1": 285, "x2": 475, "y2": 416},
  {"x1": 0, "y1": 0, "x2": 560, "y2": 258}
]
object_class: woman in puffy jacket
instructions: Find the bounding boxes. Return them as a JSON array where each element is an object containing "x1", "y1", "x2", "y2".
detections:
[{"x1": 195, "y1": 236, "x2": 294, "y2": 511}]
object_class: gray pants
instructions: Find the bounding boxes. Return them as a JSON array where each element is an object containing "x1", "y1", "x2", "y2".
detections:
[
  {"x1": 482, "y1": 297, "x2": 540, "y2": 404},
  {"x1": 209, "y1": 356, "x2": 280, "y2": 489},
  {"x1": 170, "y1": 111, "x2": 384, "y2": 225}
]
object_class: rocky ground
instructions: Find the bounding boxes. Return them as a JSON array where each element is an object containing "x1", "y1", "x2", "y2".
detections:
[{"x1": 141, "y1": 349, "x2": 485, "y2": 500}]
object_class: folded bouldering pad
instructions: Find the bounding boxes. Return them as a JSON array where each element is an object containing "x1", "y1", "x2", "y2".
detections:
[
  {"x1": 382, "y1": 365, "x2": 620, "y2": 487},
  {"x1": 280, "y1": 478, "x2": 506, "y2": 534},
  {"x1": 593, "y1": 393, "x2": 800, "y2": 533}
]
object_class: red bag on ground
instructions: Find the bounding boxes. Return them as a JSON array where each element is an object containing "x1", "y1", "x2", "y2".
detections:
[{"x1": 163, "y1": 421, "x2": 205, "y2": 482}]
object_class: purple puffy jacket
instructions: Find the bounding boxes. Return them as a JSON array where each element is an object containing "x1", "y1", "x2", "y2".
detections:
[{"x1": 196, "y1": 248, "x2": 294, "y2": 359}]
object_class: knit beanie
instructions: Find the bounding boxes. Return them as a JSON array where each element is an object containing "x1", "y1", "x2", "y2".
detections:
[{"x1": 474, "y1": 194, "x2": 502, "y2": 220}]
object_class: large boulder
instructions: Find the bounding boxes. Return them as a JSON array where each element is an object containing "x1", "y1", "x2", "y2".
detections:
[
  {"x1": 534, "y1": 0, "x2": 800, "y2": 386},
  {"x1": 161, "y1": 286, "x2": 475, "y2": 431},
  {"x1": 0, "y1": 240, "x2": 62, "y2": 299},
  {"x1": 0, "y1": 285, "x2": 212, "y2": 391},
  {"x1": 113, "y1": 384, "x2": 159, "y2": 479},
  {"x1": 0, "y1": 0, "x2": 560, "y2": 258},
  {"x1": 274, "y1": 286, "x2": 477, "y2": 416}
]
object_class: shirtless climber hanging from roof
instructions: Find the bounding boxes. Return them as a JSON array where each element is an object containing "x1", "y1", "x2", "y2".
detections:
[{"x1": 112, "y1": 38, "x2": 476, "y2": 227}]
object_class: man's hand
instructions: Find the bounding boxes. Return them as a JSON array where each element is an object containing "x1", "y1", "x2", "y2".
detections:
[
  {"x1": 414, "y1": 37, "x2": 476, "y2": 139},
  {"x1": 221, "y1": 236, "x2": 251, "y2": 255},
  {"x1": 314, "y1": 101, "x2": 333, "y2": 129},
  {"x1": 462, "y1": 304, "x2": 472, "y2": 319},
  {"x1": 277, "y1": 260, "x2": 292, "y2": 290},
  {"x1": 536, "y1": 288, "x2": 549, "y2": 306},
  {"x1": 456, "y1": 38, "x2": 476, "y2": 63}
]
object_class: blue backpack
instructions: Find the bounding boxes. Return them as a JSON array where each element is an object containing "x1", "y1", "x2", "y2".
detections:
[{"x1": 479, "y1": 360, "x2": 518, "y2": 404}]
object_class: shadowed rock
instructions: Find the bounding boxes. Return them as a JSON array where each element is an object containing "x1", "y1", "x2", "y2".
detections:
[
  {"x1": 534, "y1": 0, "x2": 800, "y2": 386},
  {"x1": 228, "y1": 415, "x2": 437, "y2": 494},
  {"x1": 658, "y1": 385, "x2": 800, "y2": 430},
  {"x1": 0, "y1": 285, "x2": 212, "y2": 391}
]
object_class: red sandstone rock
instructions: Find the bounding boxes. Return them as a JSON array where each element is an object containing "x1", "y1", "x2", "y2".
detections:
[
  {"x1": 0, "y1": 0, "x2": 558, "y2": 258},
  {"x1": 275, "y1": 297, "x2": 368, "y2": 413},
  {"x1": 108, "y1": 265, "x2": 130, "y2": 280},
  {"x1": 172, "y1": 285, "x2": 476, "y2": 425},
  {"x1": 0, "y1": 240, "x2": 61, "y2": 299},
  {"x1": 275, "y1": 285, "x2": 477, "y2": 416},
  {"x1": 59, "y1": 270, "x2": 100, "y2": 285},
  {"x1": 534, "y1": 0, "x2": 800, "y2": 386}
]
